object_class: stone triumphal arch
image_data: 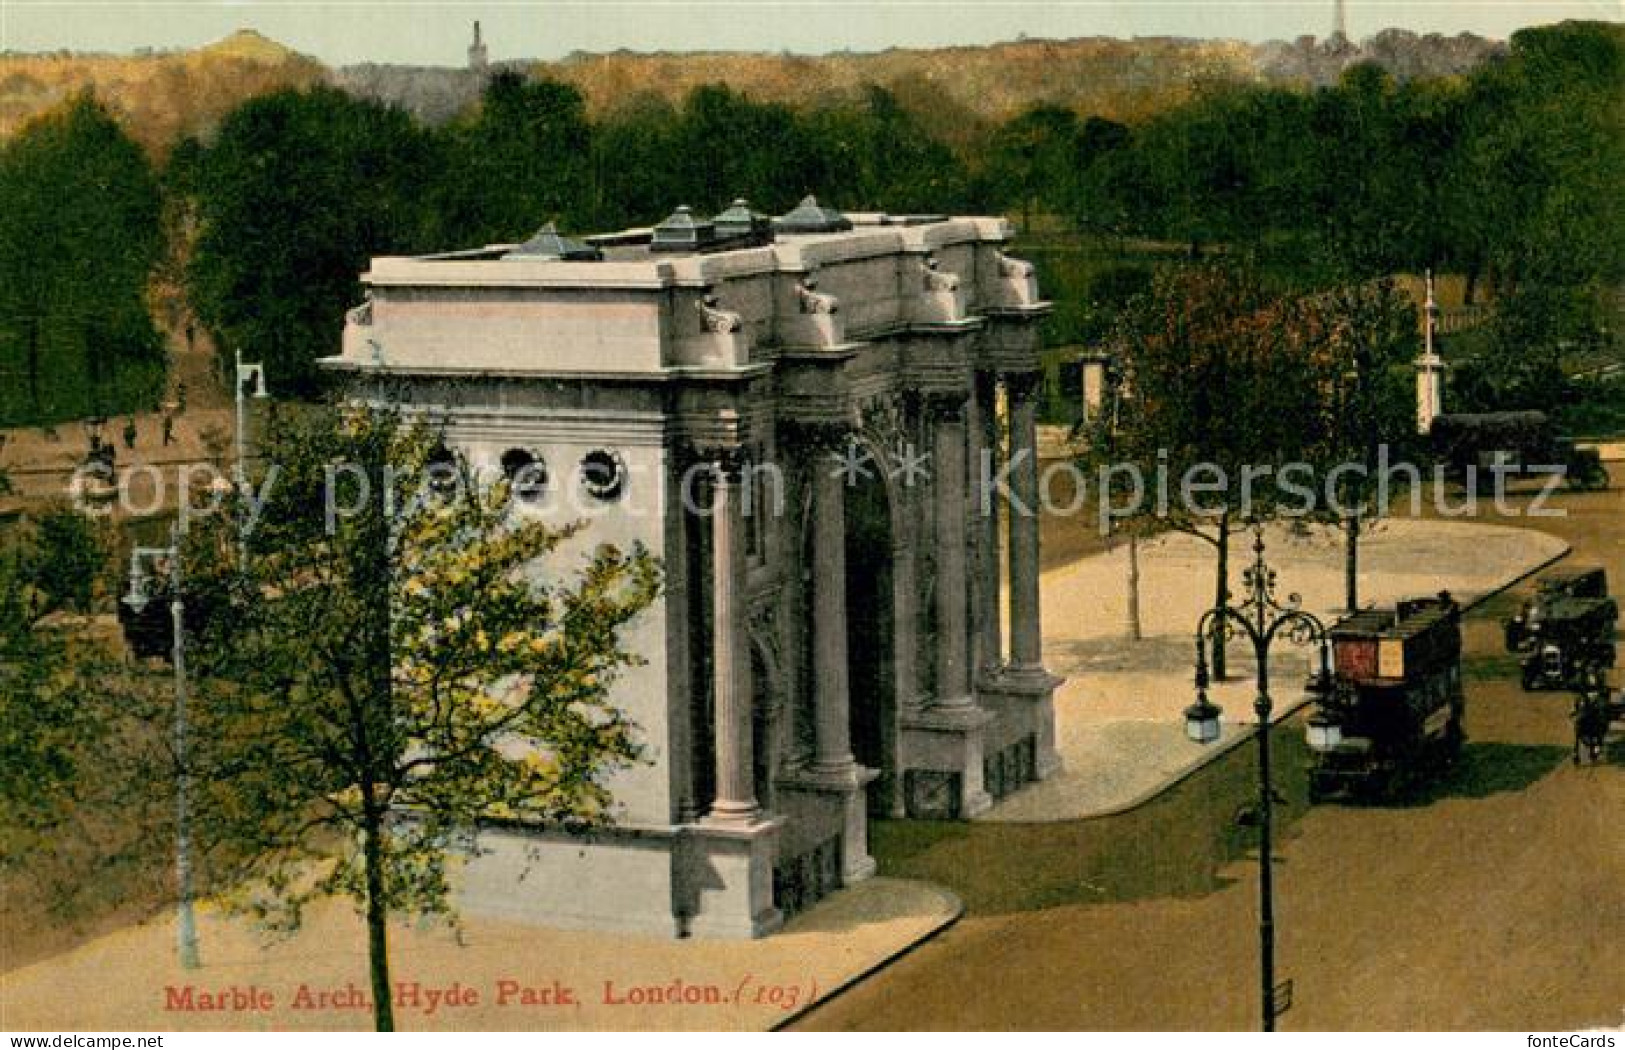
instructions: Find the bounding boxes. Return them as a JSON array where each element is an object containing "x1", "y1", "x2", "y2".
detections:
[{"x1": 326, "y1": 198, "x2": 1061, "y2": 937}]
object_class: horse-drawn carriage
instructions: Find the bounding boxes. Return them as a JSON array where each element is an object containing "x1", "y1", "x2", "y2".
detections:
[
  {"x1": 1306, "y1": 594, "x2": 1466, "y2": 801},
  {"x1": 1503, "y1": 567, "x2": 1617, "y2": 691},
  {"x1": 1569, "y1": 670, "x2": 1622, "y2": 765}
]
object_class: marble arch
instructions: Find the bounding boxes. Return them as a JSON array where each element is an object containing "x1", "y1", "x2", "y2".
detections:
[{"x1": 326, "y1": 205, "x2": 1062, "y2": 938}]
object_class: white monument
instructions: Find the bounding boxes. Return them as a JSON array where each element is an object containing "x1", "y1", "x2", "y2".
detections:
[
  {"x1": 325, "y1": 199, "x2": 1062, "y2": 938},
  {"x1": 1416, "y1": 268, "x2": 1443, "y2": 434}
]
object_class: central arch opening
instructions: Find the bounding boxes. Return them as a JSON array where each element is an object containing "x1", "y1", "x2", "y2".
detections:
[{"x1": 845, "y1": 465, "x2": 896, "y2": 816}]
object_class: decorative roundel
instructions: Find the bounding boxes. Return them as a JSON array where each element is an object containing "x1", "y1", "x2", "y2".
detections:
[
  {"x1": 580, "y1": 449, "x2": 627, "y2": 502},
  {"x1": 500, "y1": 448, "x2": 549, "y2": 504},
  {"x1": 425, "y1": 444, "x2": 460, "y2": 498}
]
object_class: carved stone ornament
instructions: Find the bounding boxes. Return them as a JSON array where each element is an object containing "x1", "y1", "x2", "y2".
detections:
[
  {"x1": 696, "y1": 292, "x2": 743, "y2": 333},
  {"x1": 996, "y1": 250, "x2": 1035, "y2": 279},
  {"x1": 922, "y1": 254, "x2": 960, "y2": 293},
  {"x1": 796, "y1": 275, "x2": 840, "y2": 315},
  {"x1": 346, "y1": 292, "x2": 374, "y2": 326}
]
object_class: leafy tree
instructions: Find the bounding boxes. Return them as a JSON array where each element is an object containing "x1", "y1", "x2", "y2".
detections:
[
  {"x1": 1388, "y1": 77, "x2": 1471, "y2": 281},
  {"x1": 1068, "y1": 115, "x2": 1135, "y2": 235},
  {"x1": 1302, "y1": 64, "x2": 1411, "y2": 279},
  {"x1": 19, "y1": 505, "x2": 113, "y2": 615},
  {"x1": 807, "y1": 85, "x2": 968, "y2": 213},
  {"x1": 1102, "y1": 264, "x2": 1330, "y2": 677},
  {"x1": 153, "y1": 136, "x2": 207, "y2": 339},
  {"x1": 592, "y1": 92, "x2": 685, "y2": 228},
  {"x1": 0, "y1": 506, "x2": 124, "y2": 860},
  {"x1": 186, "y1": 88, "x2": 446, "y2": 397},
  {"x1": 1290, "y1": 280, "x2": 1420, "y2": 609},
  {"x1": 1450, "y1": 283, "x2": 1603, "y2": 414},
  {"x1": 439, "y1": 72, "x2": 596, "y2": 243},
  {"x1": 668, "y1": 84, "x2": 826, "y2": 213},
  {"x1": 1450, "y1": 23, "x2": 1623, "y2": 298},
  {"x1": 985, "y1": 105, "x2": 1082, "y2": 229},
  {"x1": 179, "y1": 405, "x2": 660, "y2": 1031},
  {"x1": 0, "y1": 92, "x2": 164, "y2": 427},
  {"x1": 1131, "y1": 83, "x2": 1269, "y2": 258}
]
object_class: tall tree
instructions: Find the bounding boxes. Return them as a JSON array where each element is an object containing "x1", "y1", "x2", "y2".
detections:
[
  {"x1": 1068, "y1": 115, "x2": 1135, "y2": 236},
  {"x1": 1106, "y1": 264, "x2": 1329, "y2": 677},
  {"x1": 1304, "y1": 64, "x2": 1409, "y2": 279},
  {"x1": 1132, "y1": 82, "x2": 1265, "y2": 258},
  {"x1": 0, "y1": 506, "x2": 123, "y2": 860},
  {"x1": 591, "y1": 92, "x2": 685, "y2": 228},
  {"x1": 1290, "y1": 279, "x2": 1421, "y2": 610},
  {"x1": 668, "y1": 84, "x2": 826, "y2": 213},
  {"x1": 0, "y1": 92, "x2": 163, "y2": 426},
  {"x1": 984, "y1": 104, "x2": 1082, "y2": 229},
  {"x1": 807, "y1": 85, "x2": 968, "y2": 214},
  {"x1": 1447, "y1": 22, "x2": 1623, "y2": 300},
  {"x1": 179, "y1": 406, "x2": 660, "y2": 1031},
  {"x1": 439, "y1": 72, "x2": 596, "y2": 243},
  {"x1": 185, "y1": 88, "x2": 445, "y2": 397}
]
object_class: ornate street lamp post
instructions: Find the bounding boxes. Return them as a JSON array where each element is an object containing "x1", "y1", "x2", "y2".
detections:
[
  {"x1": 122, "y1": 523, "x2": 200, "y2": 970},
  {"x1": 1186, "y1": 525, "x2": 1333, "y2": 1031},
  {"x1": 233, "y1": 350, "x2": 268, "y2": 564}
]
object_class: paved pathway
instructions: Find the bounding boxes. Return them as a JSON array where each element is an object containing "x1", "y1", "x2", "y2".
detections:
[
  {"x1": 0, "y1": 877, "x2": 958, "y2": 1032},
  {"x1": 981, "y1": 517, "x2": 1570, "y2": 822}
]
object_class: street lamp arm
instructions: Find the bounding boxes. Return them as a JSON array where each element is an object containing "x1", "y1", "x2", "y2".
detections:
[
  {"x1": 1263, "y1": 607, "x2": 1329, "y2": 651},
  {"x1": 1197, "y1": 603, "x2": 1266, "y2": 654}
]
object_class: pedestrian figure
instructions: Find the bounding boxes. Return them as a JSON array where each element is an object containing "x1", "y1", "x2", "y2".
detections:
[
  {"x1": 162, "y1": 414, "x2": 175, "y2": 447},
  {"x1": 123, "y1": 417, "x2": 138, "y2": 450},
  {"x1": 185, "y1": 323, "x2": 195, "y2": 352},
  {"x1": 176, "y1": 383, "x2": 188, "y2": 413}
]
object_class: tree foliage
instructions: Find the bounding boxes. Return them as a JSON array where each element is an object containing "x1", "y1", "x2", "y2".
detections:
[
  {"x1": 439, "y1": 72, "x2": 596, "y2": 243},
  {"x1": 0, "y1": 92, "x2": 164, "y2": 427},
  {"x1": 0, "y1": 506, "x2": 125, "y2": 860},
  {"x1": 1093, "y1": 264, "x2": 1421, "y2": 663},
  {"x1": 178, "y1": 405, "x2": 660, "y2": 1030},
  {"x1": 7, "y1": 22, "x2": 1619, "y2": 432},
  {"x1": 185, "y1": 87, "x2": 447, "y2": 398}
]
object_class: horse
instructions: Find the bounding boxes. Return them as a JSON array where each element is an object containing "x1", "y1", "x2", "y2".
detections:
[{"x1": 1571, "y1": 682, "x2": 1613, "y2": 766}]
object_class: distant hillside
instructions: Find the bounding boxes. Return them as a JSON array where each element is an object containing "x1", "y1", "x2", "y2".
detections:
[
  {"x1": 3, "y1": 27, "x2": 1507, "y2": 154},
  {"x1": 0, "y1": 30, "x2": 325, "y2": 154},
  {"x1": 334, "y1": 29, "x2": 1505, "y2": 145},
  {"x1": 546, "y1": 36, "x2": 1257, "y2": 126}
]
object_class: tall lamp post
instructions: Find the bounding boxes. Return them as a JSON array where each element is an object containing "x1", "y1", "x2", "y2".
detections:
[
  {"x1": 233, "y1": 350, "x2": 268, "y2": 564},
  {"x1": 233, "y1": 350, "x2": 268, "y2": 489},
  {"x1": 122, "y1": 523, "x2": 201, "y2": 970},
  {"x1": 1183, "y1": 525, "x2": 1333, "y2": 1031}
]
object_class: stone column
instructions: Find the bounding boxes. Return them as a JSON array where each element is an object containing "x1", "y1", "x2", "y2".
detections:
[
  {"x1": 810, "y1": 448, "x2": 855, "y2": 773},
  {"x1": 974, "y1": 370, "x2": 1004, "y2": 678},
  {"x1": 931, "y1": 394, "x2": 973, "y2": 707},
  {"x1": 706, "y1": 450, "x2": 757, "y2": 825},
  {"x1": 1006, "y1": 372, "x2": 1044, "y2": 674}
]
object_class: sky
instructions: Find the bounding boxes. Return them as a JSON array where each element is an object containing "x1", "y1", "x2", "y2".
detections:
[{"x1": 1, "y1": 0, "x2": 1620, "y2": 66}]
